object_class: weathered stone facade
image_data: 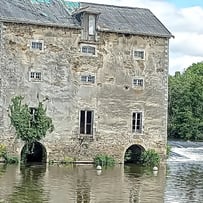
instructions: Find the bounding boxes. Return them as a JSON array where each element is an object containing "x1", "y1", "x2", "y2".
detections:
[{"x1": 0, "y1": 1, "x2": 172, "y2": 163}]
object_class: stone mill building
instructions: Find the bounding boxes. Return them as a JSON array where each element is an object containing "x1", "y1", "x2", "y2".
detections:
[{"x1": 0, "y1": 0, "x2": 173, "y2": 163}]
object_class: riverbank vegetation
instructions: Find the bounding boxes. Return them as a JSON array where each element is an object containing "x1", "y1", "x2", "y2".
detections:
[
  {"x1": 140, "y1": 149, "x2": 160, "y2": 167},
  {"x1": 0, "y1": 144, "x2": 18, "y2": 164},
  {"x1": 168, "y1": 62, "x2": 203, "y2": 141},
  {"x1": 94, "y1": 154, "x2": 115, "y2": 167}
]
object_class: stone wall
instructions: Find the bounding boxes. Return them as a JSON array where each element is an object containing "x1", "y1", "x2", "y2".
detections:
[{"x1": 0, "y1": 22, "x2": 169, "y2": 163}]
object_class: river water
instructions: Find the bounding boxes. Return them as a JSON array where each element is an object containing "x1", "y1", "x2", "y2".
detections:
[{"x1": 0, "y1": 141, "x2": 203, "y2": 203}]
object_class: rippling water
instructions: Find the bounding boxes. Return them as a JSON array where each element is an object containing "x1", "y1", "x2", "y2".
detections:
[{"x1": 0, "y1": 141, "x2": 203, "y2": 203}]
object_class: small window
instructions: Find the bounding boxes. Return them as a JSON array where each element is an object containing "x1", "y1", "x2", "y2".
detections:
[
  {"x1": 81, "y1": 75, "x2": 95, "y2": 83},
  {"x1": 134, "y1": 50, "x2": 145, "y2": 60},
  {"x1": 132, "y1": 112, "x2": 142, "y2": 133},
  {"x1": 31, "y1": 42, "x2": 43, "y2": 50},
  {"x1": 29, "y1": 72, "x2": 42, "y2": 81},
  {"x1": 81, "y1": 45, "x2": 96, "y2": 55},
  {"x1": 133, "y1": 79, "x2": 144, "y2": 87},
  {"x1": 80, "y1": 110, "x2": 94, "y2": 135},
  {"x1": 30, "y1": 40, "x2": 44, "y2": 51}
]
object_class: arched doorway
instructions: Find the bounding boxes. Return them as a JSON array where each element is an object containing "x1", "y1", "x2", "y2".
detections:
[
  {"x1": 21, "y1": 142, "x2": 47, "y2": 163},
  {"x1": 124, "y1": 144, "x2": 145, "y2": 164}
]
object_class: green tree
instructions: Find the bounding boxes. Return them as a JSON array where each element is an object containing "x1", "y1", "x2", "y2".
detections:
[
  {"x1": 9, "y1": 96, "x2": 54, "y2": 156},
  {"x1": 168, "y1": 62, "x2": 203, "y2": 140}
]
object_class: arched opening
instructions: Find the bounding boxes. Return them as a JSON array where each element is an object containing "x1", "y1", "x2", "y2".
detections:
[
  {"x1": 21, "y1": 142, "x2": 47, "y2": 163},
  {"x1": 124, "y1": 144, "x2": 145, "y2": 164}
]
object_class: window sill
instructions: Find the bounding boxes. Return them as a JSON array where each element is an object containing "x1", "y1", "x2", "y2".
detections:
[{"x1": 79, "y1": 40, "x2": 100, "y2": 45}]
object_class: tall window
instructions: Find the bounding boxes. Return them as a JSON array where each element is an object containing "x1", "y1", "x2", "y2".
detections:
[
  {"x1": 29, "y1": 107, "x2": 37, "y2": 126},
  {"x1": 80, "y1": 110, "x2": 94, "y2": 135},
  {"x1": 82, "y1": 14, "x2": 96, "y2": 41},
  {"x1": 132, "y1": 112, "x2": 142, "y2": 133},
  {"x1": 88, "y1": 15, "x2": 96, "y2": 36}
]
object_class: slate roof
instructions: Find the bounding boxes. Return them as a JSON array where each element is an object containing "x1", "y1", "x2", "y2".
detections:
[
  {"x1": 0, "y1": 0, "x2": 172, "y2": 38},
  {"x1": 0, "y1": 0, "x2": 79, "y2": 28}
]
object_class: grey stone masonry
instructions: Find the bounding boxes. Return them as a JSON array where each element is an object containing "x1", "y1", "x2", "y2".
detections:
[{"x1": 0, "y1": 2, "x2": 172, "y2": 163}]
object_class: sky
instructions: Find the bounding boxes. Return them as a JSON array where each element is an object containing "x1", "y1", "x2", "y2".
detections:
[{"x1": 75, "y1": 0, "x2": 203, "y2": 74}]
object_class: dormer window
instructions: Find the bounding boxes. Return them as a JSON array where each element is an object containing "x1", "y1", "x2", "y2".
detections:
[
  {"x1": 88, "y1": 15, "x2": 96, "y2": 36},
  {"x1": 82, "y1": 13, "x2": 97, "y2": 41}
]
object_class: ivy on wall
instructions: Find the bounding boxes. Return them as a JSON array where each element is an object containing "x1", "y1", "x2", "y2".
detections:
[{"x1": 8, "y1": 96, "x2": 54, "y2": 155}]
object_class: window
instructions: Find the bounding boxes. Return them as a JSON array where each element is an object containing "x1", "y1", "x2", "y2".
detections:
[
  {"x1": 29, "y1": 72, "x2": 42, "y2": 81},
  {"x1": 88, "y1": 15, "x2": 96, "y2": 36},
  {"x1": 31, "y1": 42, "x2": 43, "y2": 50},
  {"x1": 30, "y1": 40, "x2": 44, "y2": 51},
  {"x1": 81, "y1": 45, "x2": 96, "y2": 55},
  {"x1": 132, "y1": 112, "x2": 142, "y2": 133},
  {"x1": 133, "y1": 79, "x2": 144, "y2": 87},
  {"x1": 82, "y1": 14, "x2": 97, "y2": 41},
  {"x1": 80, "y1": 110, "x2": 94, "y2": 135},
  {"x1": 29, "y1": 107, "x2": 37, "y2": 126},
  {"x1": 134, "y1": 50, "x2": 145, "y2": 60},
  {"x1": 81, "y1": 75, "x2": 95, "y2": 83}
]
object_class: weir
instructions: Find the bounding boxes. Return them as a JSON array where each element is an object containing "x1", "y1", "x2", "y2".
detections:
[{"x1": 168, "y1": 141, "x2": 203, "y2": 162}]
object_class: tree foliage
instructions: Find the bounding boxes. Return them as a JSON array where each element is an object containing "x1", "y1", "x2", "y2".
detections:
[
  {"x1": 9, "y1": 96, "x2": 54, "y2": 146},
  {"x1": 168, "y1": 63, "x2": 203, "y2": 140}
]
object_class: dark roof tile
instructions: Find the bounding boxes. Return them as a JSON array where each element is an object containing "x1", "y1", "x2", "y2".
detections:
[{"x1": 0, "y1": 0, "x2": 172, "y2": 38}]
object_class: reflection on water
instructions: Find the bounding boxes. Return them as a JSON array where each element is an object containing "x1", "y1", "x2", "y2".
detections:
[
  {"x1": 0, "y1": 164, "x2": 165, "y2": 203},
  {"x1": 1, "y1": 141, "x2": 203, "y2": 203}
]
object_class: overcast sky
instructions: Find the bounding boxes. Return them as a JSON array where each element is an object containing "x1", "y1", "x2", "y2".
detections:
[{"x1": 77, "y1": 0, "x2": 203, "y2": 74}]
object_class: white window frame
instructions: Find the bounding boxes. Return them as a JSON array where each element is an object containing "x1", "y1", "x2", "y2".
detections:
[
  {"x1": 133, "y1": 50, "x2": 145, "y2": 60},
  {"x1": 132, "y1": 78, "x2": 144, "y2": 88},
  {"x1": 132, "y1": 112, "x2": 143, "y2": 133},
  {"x1": 29, "y1": 71, "x2": 42, "y2": 82},
  {"x1": 30, "y1": 40, "x2": 44, "y2": 51},
  {"x1": 81, "y1": 44, "x2": 96, "y2": 56},
  {"x1": 80, "y1": 74, "x2": 95, "y2": 84}
]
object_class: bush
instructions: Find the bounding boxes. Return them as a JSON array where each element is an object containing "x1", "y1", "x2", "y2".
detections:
[
  {"x1": 140, "y1": 149, "x2": 160, "y2": 167},
  {"x1": 0, "y1": 144, "x2": 18, "y2": 164},
  {"x1": 4, "y1": 156, "x2": 19, "y2": 164},
  {"x1": 94, "y1": 154, "x2": 115, "y2": 167}
]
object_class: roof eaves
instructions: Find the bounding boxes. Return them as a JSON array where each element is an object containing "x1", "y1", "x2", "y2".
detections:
[
  {"x1": 0, "y1": 17, "x2": 81, "y2": 29},
  {"x1": 98, "y1": 28, "x2": 173, "y2": 38}
]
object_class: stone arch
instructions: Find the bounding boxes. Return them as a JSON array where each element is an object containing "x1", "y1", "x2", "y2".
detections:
[
  {"x1": 20, "y1": 142, "x2": 47, "y2": 163},
  {"x1": 124, "y1": 144, "x2": 145, "y2": 164}
]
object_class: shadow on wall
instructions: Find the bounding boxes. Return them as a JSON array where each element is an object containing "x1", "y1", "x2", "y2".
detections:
[
  {"x1": 124, "y1": 145, "x2": 145, "y2": 164},
  {"x1": 21, "y1": 142, "x2": 47, "y2": 163}
]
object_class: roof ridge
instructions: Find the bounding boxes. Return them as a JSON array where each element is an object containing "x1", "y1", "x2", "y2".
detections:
[{"x1": 80, "y1": 2, "x2": 149, "y2": 11}]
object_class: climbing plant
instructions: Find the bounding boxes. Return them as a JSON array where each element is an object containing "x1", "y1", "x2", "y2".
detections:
[{"x1": 8, "y1": 96, "x2": 54, "y2": 158}]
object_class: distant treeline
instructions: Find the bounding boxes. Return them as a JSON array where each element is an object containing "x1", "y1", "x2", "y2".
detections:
[{"x1": 168, "y1": 62, "x2": 203, "y2": 140}]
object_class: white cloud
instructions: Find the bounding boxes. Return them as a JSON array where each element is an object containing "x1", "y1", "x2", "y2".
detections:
[{"x1": 75, "y1": 0, "x2": 203, "y2": 74}]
